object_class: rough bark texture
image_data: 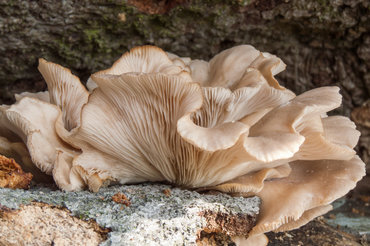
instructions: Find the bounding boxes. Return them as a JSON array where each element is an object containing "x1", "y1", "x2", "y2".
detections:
[
  {"x1": 0, "y1": 184, "x2": 260, "y2": 245},
  {"x1": 0, "y1": 202, "x2": 109, "y2": 246},
  {"x1": 0, "y1": 0, "x2": 369, "y2": 167}
]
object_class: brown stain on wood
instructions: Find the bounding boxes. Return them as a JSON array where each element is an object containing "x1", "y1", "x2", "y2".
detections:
[
  {"x1": 112, "y1": 192, "x2": 131, "y2": 207},
  {"x1": 0, "y1": 155, "x2": 32, "y2": 189}
]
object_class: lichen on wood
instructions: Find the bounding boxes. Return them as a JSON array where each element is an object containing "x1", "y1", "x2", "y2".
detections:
[{"x1": 0, "y1": 183, "x2": 260, "y2": 245}]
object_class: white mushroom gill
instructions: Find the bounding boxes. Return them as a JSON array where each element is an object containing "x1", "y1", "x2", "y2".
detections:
[{"x1": 0, "y1": 45, "x2": 365, "y2": 245}]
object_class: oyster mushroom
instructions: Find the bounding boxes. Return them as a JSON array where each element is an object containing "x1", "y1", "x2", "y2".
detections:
[
  {"x1": 38, "y1": 58, "x2": 89, "y2": 131},
  {"x1": 2, "y1": 97, "x2": 78, "y2": 174},
  {"x1": 86, "y1": 45, "x2": 192, "y2": 91},
  {"x1": 212, "y1": 87, "x2": 365, "y2": 245},
  {"x1": 0, "y1": 45, "x2": 365, "y2": 246}
]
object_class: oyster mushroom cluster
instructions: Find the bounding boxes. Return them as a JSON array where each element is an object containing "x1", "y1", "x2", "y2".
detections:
[{"x1": 0, "y1": 45, "x2": 365, "y2": 245}]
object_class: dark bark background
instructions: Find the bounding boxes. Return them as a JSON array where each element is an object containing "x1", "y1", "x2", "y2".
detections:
[{"x1": 0, "y1": 0, "x2": 369, "y2": 244}]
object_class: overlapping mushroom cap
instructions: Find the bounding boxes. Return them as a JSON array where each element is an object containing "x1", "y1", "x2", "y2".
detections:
[{"x1": 0, "y1": 45, "x2": 365, "y2": 245}]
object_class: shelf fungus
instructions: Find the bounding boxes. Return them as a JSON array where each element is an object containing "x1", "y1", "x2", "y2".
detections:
[{"x1": 0, "y1": 45, "x2": 365, "y2": 245}]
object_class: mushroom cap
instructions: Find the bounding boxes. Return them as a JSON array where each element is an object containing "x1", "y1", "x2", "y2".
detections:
[
  {"x1": 85, "y1": 46, "x2": 194, "y2": 92},
  {"x1": 250, "y1": 156, "x2": 365, "y2": 235},
  {"x1": 219, "y1": 155, "x2": 364, "y2": 246},
  {"x1": 38, "y1": 58, "x2": 89, "y2": 131},
  {"x1": 167, "y1": 45, "x2": 291, "y2": 94},
  {"x1": 204, "y1": 45, "x2": 261, "y2": 88},
  {"x1": 242, "y1": 86, "x2": 347, "y2": 163},
  {"x1": 69, "y1": 72, "x2": 203, "y2": 188},
  {"x1": 211, "y1": 86, "x2": 361, "y2": 187},
  {"x1": 4, "y1": 97, "x2": 76, "y2": 174},
  {"x1": 205, "y1": 85, "x2": 365, "y2": 245},
  {"x1": 92, "y1": 45, "x2": 192, "y2": 81},
  {"x1": 178, "y1": 84, "x2": 295, "y2": 152},
  {"x1": 191, "y1": 45, "x2": 289, "y2": 91}
]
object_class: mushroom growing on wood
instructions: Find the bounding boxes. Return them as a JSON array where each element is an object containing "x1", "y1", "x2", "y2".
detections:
[{"x1": 0, "y1": 45, "x2": 365, "y2": 245}]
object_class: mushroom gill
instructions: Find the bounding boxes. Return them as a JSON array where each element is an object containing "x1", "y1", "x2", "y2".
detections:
[{"x1": 0, "y1": 45, "x2": 365, "y2": 245}]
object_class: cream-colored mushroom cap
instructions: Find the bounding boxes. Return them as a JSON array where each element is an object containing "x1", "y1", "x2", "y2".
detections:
[
  {"x1": 3, "y1": 97, "x2": 75, "y2": 174},
  {"x1": 38, "y1": 58, "x2": 89, "y2": 131},
  {"x1": 92, "y1": 46, "x2": 192, "y2": 81}
]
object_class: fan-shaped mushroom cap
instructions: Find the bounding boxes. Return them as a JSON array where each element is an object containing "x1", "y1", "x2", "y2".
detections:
[
  {"x1": 177, "y1": 113, "x2": 248, "y2": 152},
  {"x1": 204, "y1": 45, "x2": 261, "y2": 88},
  {"x1": 38, "y1": 59, "x2": 89, "y2": 131},
  {"x1": 322, "y1": 116, "x2": 360, "y2": 149},
  {"x1": 65, "y1": 73, "x2": 202, "y2": 190},
  {"x1": 190, "y1": 45, "x2": 288, "y2": 92},
  {"x1": 166, "y1": 45, "x2": 291, "y2": 92},
  {"x1": 213, "y1": 86, "x2": 361, "y2": 190},
  {"x1": 178, "y1": 84, "x2": 295, "y2": 152},
  {"x1": 294, "y1": 116, "x2": 359, "y2": 161},
  {"x1": 242, "y1": 87, "x2": 348, "y2": 163},
  {"x1": 250, "y1": 156, "x2": 365, "y2": 236},
  {"x1": 226, "y1": 156, "x2": 364, "y2": 246},
  {"x1": 4, "y1": 97, "x2": 76, "y2": 174},
  {"x1": 1, "y1": 103, "x2": 54, "y2": 182},
  {"x1": 249, "y1": 87, "x2": 342, "y2": 136},
  {"x1": 246, "y1": 52, "x2": 286, "y2": 90},
  {"x1": 92, "y1": 46, "x2": 192, "y2": 81},
  {"x1": 177, "y1": 87, "x2": 250, "y2": 152}
]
